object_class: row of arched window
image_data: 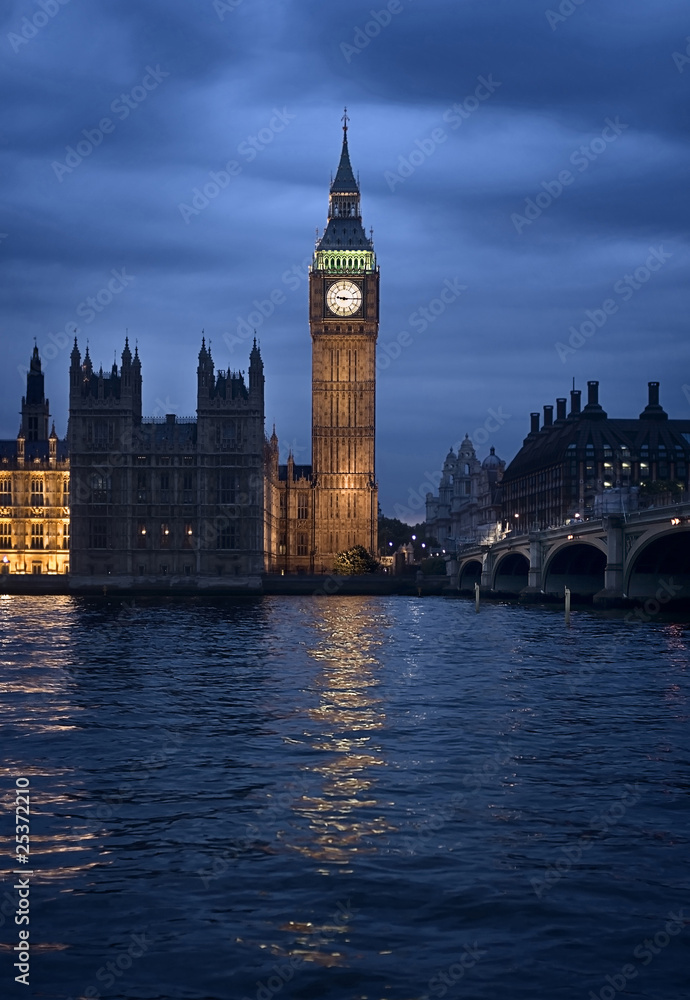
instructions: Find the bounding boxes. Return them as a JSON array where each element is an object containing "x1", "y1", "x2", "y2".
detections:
[{"x1": 322, "y1": 255, "x2": 368, "y2": 271}]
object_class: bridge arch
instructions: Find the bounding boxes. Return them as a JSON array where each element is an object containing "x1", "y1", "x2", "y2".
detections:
[
  {"x1": 458, "y1": 559, "x2": 482, "y2": 591},
  {"x1": 625, "y1": 527, "x2": 690, "y2": 599},
  {"x1": 543, "y1": 541, "x2": 606, "y2": 597},
  {"x1": 493, "y1": 552, "x2": 529, "y2": 594}
]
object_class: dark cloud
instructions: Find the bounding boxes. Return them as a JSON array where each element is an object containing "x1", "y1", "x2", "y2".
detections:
[{"x1": 1, "y1": 0, "x2": 688, "y2": 514}]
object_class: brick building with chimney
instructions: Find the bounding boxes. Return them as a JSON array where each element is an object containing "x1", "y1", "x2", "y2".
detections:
[{"x1": 500, "y1": 381, "x2": 690, "y2": 531}]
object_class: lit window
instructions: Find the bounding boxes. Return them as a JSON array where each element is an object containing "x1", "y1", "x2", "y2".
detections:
[{"x1": 30, "y1": 523, "x2": 44, "y2": 549}]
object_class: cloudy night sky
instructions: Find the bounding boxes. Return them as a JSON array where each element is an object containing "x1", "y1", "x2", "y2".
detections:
[{"x1": 2, "y1": 0, "x2": 688, "y2": 517}]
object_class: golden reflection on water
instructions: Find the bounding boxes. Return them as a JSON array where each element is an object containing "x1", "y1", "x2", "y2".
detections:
[
  {"x1": 286, "y1": 599, "x2": 396, "y2": 868},
  {"x1": 1, "y1": 597, "x2": 104, "y2": 892}
]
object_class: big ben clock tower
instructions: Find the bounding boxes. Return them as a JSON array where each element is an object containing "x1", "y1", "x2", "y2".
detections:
[{"x1": 310, "y1": 111, "x2": 379, "y2": 571}]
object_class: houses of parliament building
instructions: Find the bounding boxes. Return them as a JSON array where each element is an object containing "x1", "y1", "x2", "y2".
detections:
[{"x1": 0, "y1": 118, "x2": 379, "y2": 586}]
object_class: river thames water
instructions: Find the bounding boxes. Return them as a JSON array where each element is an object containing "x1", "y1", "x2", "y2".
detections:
[{"x1": 1, "y1": 595, "x2": 688, "y2": 1000}]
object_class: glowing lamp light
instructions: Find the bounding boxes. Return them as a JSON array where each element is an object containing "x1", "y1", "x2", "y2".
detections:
[
  {"x1": 411, "y1": 534, "x2": 417, "y2": 541},
  {"x1": 421, "y1": 543, "x2": 426, "y2": 549},
  {"x1": 187, "y1": 528, "x2": 193, "y2": 535},
  {"x1": 671, "y1": 518, "x2": 681, "y2": 526}
]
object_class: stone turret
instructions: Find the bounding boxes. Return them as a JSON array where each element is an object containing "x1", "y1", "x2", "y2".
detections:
[{"x1": 21, "y1": 345, "x2": 50, "y2": 441}]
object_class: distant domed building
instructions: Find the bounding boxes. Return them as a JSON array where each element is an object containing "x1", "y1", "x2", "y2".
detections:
[{"x1": 425, "y1": 436, "x2": 505, "y2": 547}]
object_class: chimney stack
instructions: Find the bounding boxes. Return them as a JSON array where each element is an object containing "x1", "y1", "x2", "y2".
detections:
[
  {"x1": 530, "y1": 412, "x2": 540, "y2": 434},
  {"x1": 587, "y1": 380, "x2": 599, "y2": 406},
  {"x1": 639, "y1": 381, "x2": 667, "y2": 420},
  {"x1": 569, "y1": 389, "x2": 581, "y2": 417},
  {"x1": 543, "y1": 405, "x2": 553, "y2": 428},
  {"x1": 556, "y1": 398, "x2": 567, "y2": 422}
]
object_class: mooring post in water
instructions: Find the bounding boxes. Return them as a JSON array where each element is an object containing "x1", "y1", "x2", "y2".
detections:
[
  {"x1": 475, "y1": 582, "x2": 480, "y2": 613},
  {"x1": 564, "y1": 586, "x2": 571, "y2": 624}
]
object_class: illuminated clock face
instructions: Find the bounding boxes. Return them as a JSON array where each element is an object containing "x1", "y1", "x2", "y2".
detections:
[{"x1": 326, "y1": 279, "x2": 362, "y2": 317}]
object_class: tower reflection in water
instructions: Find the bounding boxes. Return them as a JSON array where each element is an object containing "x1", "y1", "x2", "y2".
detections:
[{"x1": 285, "y1": 598, "x2": 396, "y2": 873}]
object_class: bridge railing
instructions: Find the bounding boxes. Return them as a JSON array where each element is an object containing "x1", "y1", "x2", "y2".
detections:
[
  {"x1": 451, "y1": 496, "x2": 690, "y2": 556},
  {"x1": 635, "y1": 490, "x2": 690, "y2": 511}
]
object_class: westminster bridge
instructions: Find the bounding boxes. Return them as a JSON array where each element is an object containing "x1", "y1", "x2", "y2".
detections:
[{"x1": 448, "y1": 501, "x2": 690, "y2": 606}]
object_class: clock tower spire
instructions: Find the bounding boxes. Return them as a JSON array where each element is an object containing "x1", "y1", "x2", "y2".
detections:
[{"x1": 310, "y1": 111, "x2": 379, "y2": 571}]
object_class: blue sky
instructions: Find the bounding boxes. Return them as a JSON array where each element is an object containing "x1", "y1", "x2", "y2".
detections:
[{"x1": 2, "y1": 0, "x2": 688, "y2": 515}]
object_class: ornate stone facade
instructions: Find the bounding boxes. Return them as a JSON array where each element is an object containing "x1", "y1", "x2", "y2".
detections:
[
  {"x1": 4, "y1": 120, "x2": 380, "y2": 582},
  {"x1": 425, "y1": 436, "x2": 505, "y2": 548},
  {"x1": 0, "y1": 348, "x2": 70, "y2": 576},
  {"x1": 266, "y1": 117, "x2": 379, "y2": 573},
  {"x1": 68, "y1": 336, "x2": 265, "y2": 587}
]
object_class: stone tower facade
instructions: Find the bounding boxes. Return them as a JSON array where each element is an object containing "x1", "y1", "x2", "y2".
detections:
[
  {"x1": 309, "y1": 114, "x2": 379, "y2": 570},
  {"x1": 0, "y1": 347, "x2": 69, "y2": 576},
  {"x1": 68, "y1": 336, "x2": 265, "y2": 588}
]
